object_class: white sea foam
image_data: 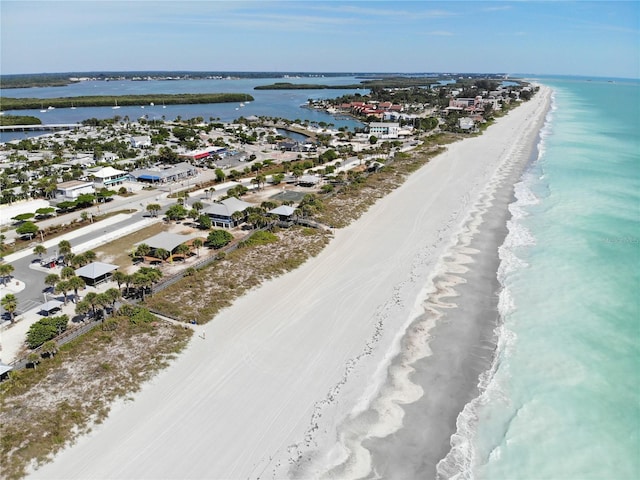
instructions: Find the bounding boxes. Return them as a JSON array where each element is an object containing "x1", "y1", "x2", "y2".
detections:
[{"x1": 436, "y1": 89, "x2": 553, "y2": 480}]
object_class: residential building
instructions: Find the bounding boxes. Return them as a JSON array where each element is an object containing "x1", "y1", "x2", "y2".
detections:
[
  {"x1": 203, "y1": 197, "x2": 254, "y2": 228},
  {"x1": 130, "y1": 135, "x2": 152, "y2": 148},
  {"x1": 89, "y1": 166, "x2": 130, "y2": 187},
  {"x1": 368, "y1": 122, "x2": 400, "y2": 139}
]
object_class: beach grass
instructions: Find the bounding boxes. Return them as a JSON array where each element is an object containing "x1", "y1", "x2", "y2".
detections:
[{"x1": 0, "y1": 316, "x2": 192, "y2": 480}]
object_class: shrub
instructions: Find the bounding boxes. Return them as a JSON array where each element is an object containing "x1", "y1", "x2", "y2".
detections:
[
  {"x1": 239, "y1": 230, "x2": 278, "y2": 248},
  {"x1": 206, "y1": 229, "x2": 234, "y2": 249},
  {"x1": 26, "y1": 315, "x2": 69, "y2": 349}
]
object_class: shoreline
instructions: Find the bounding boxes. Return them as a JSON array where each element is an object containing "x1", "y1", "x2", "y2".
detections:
[
  {"x1": 292, "y1": 86, "x2": 552, "y2": 478},
  {"x1": 30, "y1": 88, "x2": 551, "y2": 480}
]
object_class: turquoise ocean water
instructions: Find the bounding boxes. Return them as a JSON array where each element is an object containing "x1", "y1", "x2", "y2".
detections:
[{"x1": 439, "y1": 77, "x2": 640, "y2": 479}]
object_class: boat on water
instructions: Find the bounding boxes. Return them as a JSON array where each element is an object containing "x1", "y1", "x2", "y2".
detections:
[
  {"x1": 47, "y1": 106, "x2": 55, "y2": 110},
  {"x1": 70, "y1": 102, "x2": 76, "y2": 110},
  {"x1": 239, "y1": 102, "x2": 245, "y2": 107},
  {"x1": 112, "y1": 100, "x2": 120, "y2": 110},
  {"x1": 40, "y1": 104, "x2": 47, "y2": 113}
]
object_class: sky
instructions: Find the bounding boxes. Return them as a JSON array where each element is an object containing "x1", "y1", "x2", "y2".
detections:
[{"x1": 1, "y1": 0, "x2": 639, "y2": 78}]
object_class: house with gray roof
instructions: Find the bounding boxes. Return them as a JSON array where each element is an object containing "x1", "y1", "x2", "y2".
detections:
[
  {"x1": 203, "y1": 197, "x2": 254, "y2": 228},
  {"x1": 130, "y1": 162, "x2": 197, "y2": 184}
]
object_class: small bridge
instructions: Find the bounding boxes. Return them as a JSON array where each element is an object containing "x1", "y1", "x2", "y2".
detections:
[{"x1": 0, "y1": 123, "x2": 82, "y2": 132}]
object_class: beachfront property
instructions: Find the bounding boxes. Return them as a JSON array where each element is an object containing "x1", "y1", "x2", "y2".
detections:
[
  {"x1": 367, "y1": 122, "x2": 400, "y2": 139},
  {"x1": 448, "y1": 96, "x2": 500, "y2": 113},
  {"x1": 203, "y1": 197, "x2": 254, "y2": 228},
  {"x1": 56, "y1": 180, "x2": 96, "y2": 199},
  {"x1": 129, "y1": 162, "x2": 197, "y2": 184}
]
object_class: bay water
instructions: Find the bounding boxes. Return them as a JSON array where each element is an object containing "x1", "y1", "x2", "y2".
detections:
[
  {"x1": 0, "y1": 75, "x2": 365, "y2": 142},
  {"x1": 439, "y1": 77, "x2": 640, "y2": 479}
]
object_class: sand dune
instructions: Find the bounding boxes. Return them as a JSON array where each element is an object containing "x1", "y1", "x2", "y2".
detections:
[{"x1": 31, "y1": 86, "x2": 551, "y2": 480}]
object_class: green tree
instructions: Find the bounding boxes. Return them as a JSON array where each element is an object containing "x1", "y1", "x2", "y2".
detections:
[
  {"x1": 67, "y1": 275, "x2": 86, "y2": 302},
  {"x1": 83, "y1": 292, "x2": 102, "y2": 319},
  {"x1": 215, "y1": 168, "x2": 226, "y2": 182},
  {"x1": 146, "y1": 203, "x2": 162, "y2": 217},
  {"x1": 27, "y1": 352, "x2": 41, "y2": 369},
  {"x1": 155, "y1": 248, "x2": 170, "y2": 262},
  {"x1": 60, "y1": 266, "x2": 75, "y2": 279},
  {"x1": 206, "y1": 229, "x2": 234, "y2": 249},
  {"x1": 41, "y1": 340, "x2": 59, "y2": 358},
  {"x1": 16, "y1": 221, "x2": 39, "y2": 239},
  {"x1": 102, "y1": 288, "x2": 121, "y2": 315},
  {"x1": 33, "y1": 244, "x2": 47, "y2": 258},
  {"x1": 1, "y1": 293, "x2": 18, "y2": 322},
  {"x1": 75, "y1": 299, "x2": 91, "y2": 318},
  {"x1": 165, "y1": 204, "x2": 188, "y2": 221},
  {"x1": 44, "y1": 273, "x2": 60, "y2": 291},
  {"x1": 75, "y1": 193, "x2": 96, "y2": 208},
  {"x1": 55, "y1": 280, "x2": 71, "y2": 305},
  {"x1": 192, "y1": 238, "x2": 204, "y2": 257},
  {"x1": 0, "y1": 263, "x2": 15, "y2": 285},
  {"x1": 26, "y1": 315, "x2": 68, "y2": 349},
  {"x1": 175, "y1": 243, "x2": 191, "y2": 260},
  {"x1": 112, "y1": 270, "x2": 128, "y2": 291},
  {"x1": 135, "y1": 243, "x2": 151, "y2": 258},
  {"x1": 198, "y1": 214, "x2": 212, "y2": 230},
  {"x1": 58, "y1": 240, "x2": 72, "y2": 257}
]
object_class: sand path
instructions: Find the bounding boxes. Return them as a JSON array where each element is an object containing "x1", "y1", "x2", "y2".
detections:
[{"x1": 31, "y1": 87, "x2": 551, "y2": 480}]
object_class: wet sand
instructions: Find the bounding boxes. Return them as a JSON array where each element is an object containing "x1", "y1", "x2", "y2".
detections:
[{"x1": 31, "y1": 87, "x2": 551, "y2": 480}]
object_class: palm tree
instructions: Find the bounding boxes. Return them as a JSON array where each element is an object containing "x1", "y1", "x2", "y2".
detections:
[
  {"x1": 146, "y1": 203, "x2": 162, "y2": 217},
  {"x1": 44, "y1": 273, "x2": 60, "y2": 291},
  {"x1": 41, "y1": 340, "x2": 58, "y2": 358},
  {"x1": 174, "y1": 243, "x2": 191, "y2": 260},
  {"x1": 135, "y1": 243, "x2": 151, "y2": 259},
  {"x1": 67, "y1": 275, "x2": 86, "y2": 302},
  {"x1": 192, "y1": 238, "x2": 203, "y2": 257},
  {"x1": 27, "y1": 352, "x2": 41, "y2": 369},
  {"x1": 55, "y1": 280, "x2": 71, "y2": 305},
  {"x1": 112, "y1": 270, "x2": 127, "y2": 292},
  {"x1": 231, "y1": 210, "x2": 245, "y2": 227},
  {"x1": 103, "y1": 288, "x2": 121, "y2": 315},
  {"x1": 58, "y1": 240, "x2": 72, "y2": 257},
  {"x1": 75, "y1": 299, "x2": 91, "y2": 319},
  {"x1": 1, "y1": 293, "x2": 18, "y2": 322},
  {"x1": 132, "y1": 271, "x2": 152, "y2": 300},
  {"x1": 60, "y1": 266, "x2": 75, "y2": 280},
  {"x1": 33, "y1": 244, "x2": 47, "y2": 259},
  {"x1": 83, "y1": 250, "x2": 97, "y2": 263},
  {"x1": 71, "y1": 253, "x2": 88, "y2": 267},
  {"x1": 0, "y1": 263, "x2": 14, "y2": 286},
  {"x1": 124, "y1": 273, "x2": 134, "y2": 297},
  {"x1": 155, "y1": 248, "x2": 170, "y2": 262},
  {"x1": 83, "y1": 292, "x2": 102, "y2": 319}
]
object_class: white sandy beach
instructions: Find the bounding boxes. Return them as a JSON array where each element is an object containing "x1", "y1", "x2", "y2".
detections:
[{"x1": 31, "y1": 86, "x2": 551, "y2": 480}]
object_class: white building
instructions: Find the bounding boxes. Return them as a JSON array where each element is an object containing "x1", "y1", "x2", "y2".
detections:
[
  {"x1": 89, "y1": 166, "x2": 130, "y2": 187},
  {"x1": 368, "y1": 122, "x2": 400, "y2": 139},
  {"x1": 130, "y1": 135, "x2": 152, "y2": 148},
  {"x1": 56, "y1": 180, "x2": 95, "y2": 199}
]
